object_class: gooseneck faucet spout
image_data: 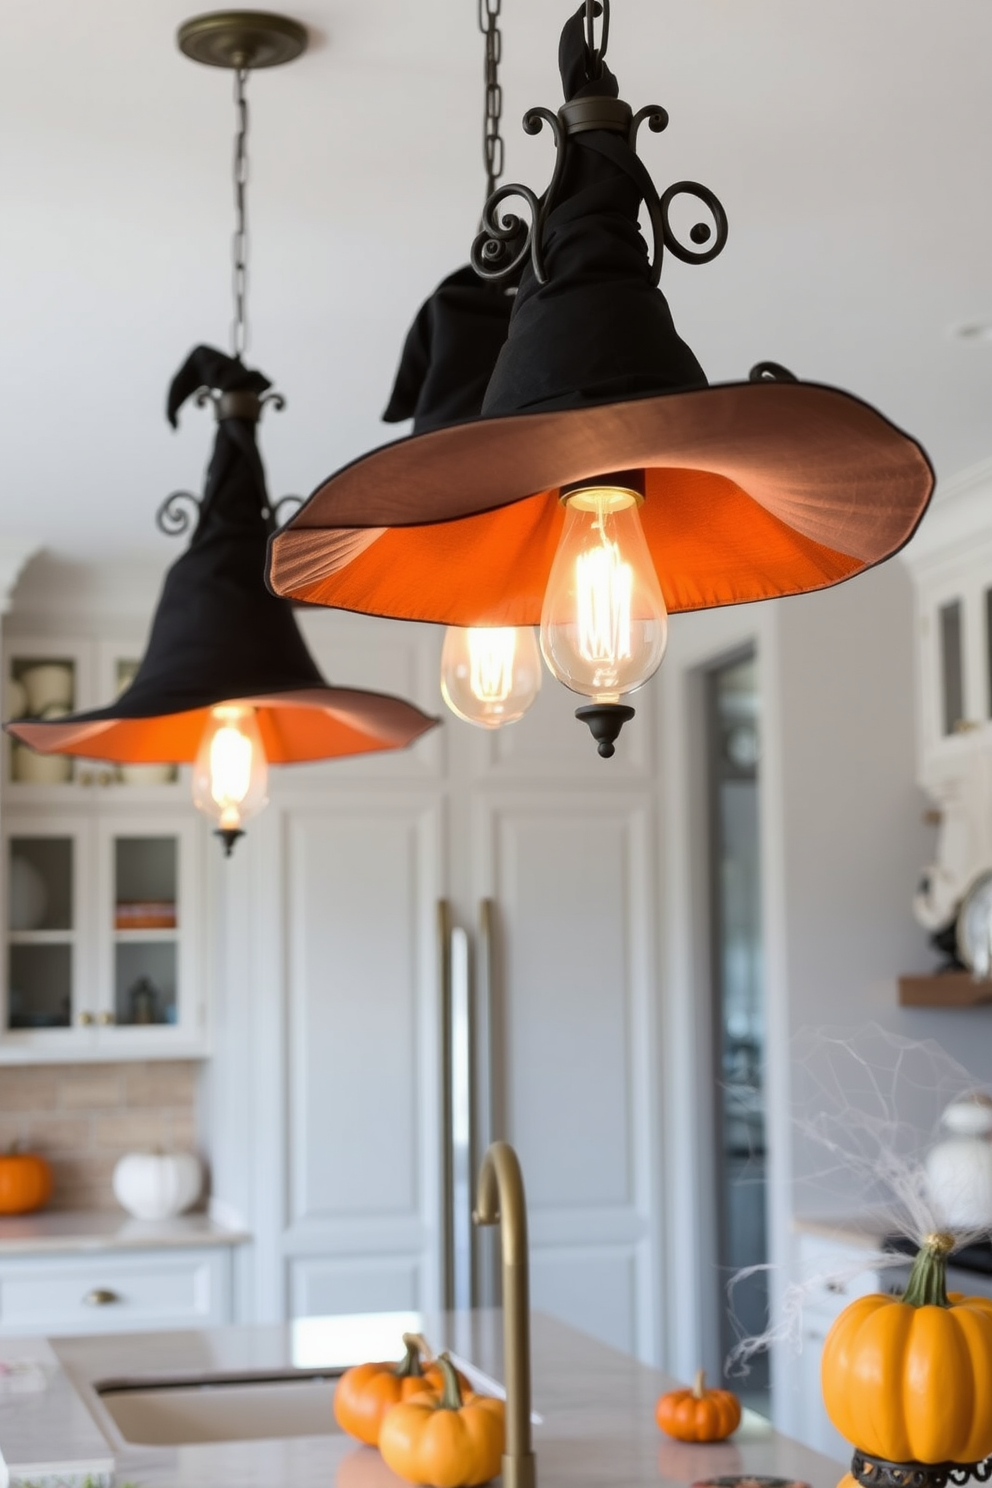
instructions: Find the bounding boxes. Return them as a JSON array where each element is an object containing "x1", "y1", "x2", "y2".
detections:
[{"x1": 473, "y1": 1140, "x2": 536, "y2": 1488}]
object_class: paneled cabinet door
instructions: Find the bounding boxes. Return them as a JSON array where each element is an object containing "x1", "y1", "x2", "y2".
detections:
[
  {"x1": 472, "y1": 790, "x2": 660, "y2": 1362},
  {"x1": 93, "y1": 812, "x2": 205, "y2": 1051},
  {"x1": 281, "y1": 796, "x2": 444, "y2": 1319}
]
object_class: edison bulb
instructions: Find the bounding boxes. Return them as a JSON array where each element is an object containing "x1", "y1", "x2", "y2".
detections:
[
  {"x1": 191, "y1": 704, "x2": 269, "y2": 852},
  {"x1": 440, "y1": 626, "x2": 542, "y2": 728},
  {"x1": 540, "y1": 483, "x2": 668, "y2": 701}
]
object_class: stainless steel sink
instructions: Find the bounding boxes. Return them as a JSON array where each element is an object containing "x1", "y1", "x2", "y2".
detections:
[{"x1": 97, "y1": 1368, "x2": 346, "y2": 1446}]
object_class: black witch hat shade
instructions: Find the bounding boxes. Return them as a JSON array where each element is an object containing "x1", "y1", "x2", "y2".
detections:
[
  {"x1": 383, "y1": 265, "x2": 542, "y2": 729},
  {"x1": 267, "y1": 3, "x2": 934, "y2": 754},
  {"x1": 7, "y1": 347, "x2": 438, "y2": 850}
]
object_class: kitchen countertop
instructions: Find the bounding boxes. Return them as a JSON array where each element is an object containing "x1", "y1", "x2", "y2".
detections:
[
  {"x1": 791, "y1": 1213, "x2": 891, "y2": 1250},
  {"x1": 0, "y1": 1309, "x2": 847, "y2": 1488},
  {"x1": 0, "y1": 1210, "x2": 250, "y2": 1256}
]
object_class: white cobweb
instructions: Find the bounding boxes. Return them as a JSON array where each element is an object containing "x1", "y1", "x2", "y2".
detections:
[{"x1": 726, "y1": 1022, "x2": 992, "y2": 1374}]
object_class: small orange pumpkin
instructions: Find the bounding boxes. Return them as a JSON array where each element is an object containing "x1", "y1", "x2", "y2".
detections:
[
  {"x1": 821, "y1": 1231, "x2": 992, "y2": 1465},
  {"x1": 334, "y1": 1334, "x2": 468, "y2": 1447},
  {"x1": 655, "y1": 1369, "x2": 742, "y2": 1443},
  {"x1": 0, "y1": 1148, "x2": 52, "y2": 1215},
  {"x1": 379, "y1": 1352, "x2": 505, "y2": 1487}
]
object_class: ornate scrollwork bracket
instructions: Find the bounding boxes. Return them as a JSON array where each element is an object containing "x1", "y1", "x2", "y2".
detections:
[
  {"x1": 470, "y1": 84, "x2": 727, "y2": 289},
  {"x1": 193, "y1": 385, "x2": 287, "y2": 422},
  {"x1": 157, "y1": 390, "x2": 294, "y2": 539},
  {"x1": 852, "y1": 1449, "x2": 992, "y2": 1488},
  {"x1": 156, "y1": 491, "x2": 202, "y2": 537}
]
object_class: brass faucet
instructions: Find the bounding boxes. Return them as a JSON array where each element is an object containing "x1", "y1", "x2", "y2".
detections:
[{"x1": 473, "y1": 1141, "x2": 536, "y2": 1488}]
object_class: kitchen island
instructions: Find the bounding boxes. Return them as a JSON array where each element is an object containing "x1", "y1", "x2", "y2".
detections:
[{"x1": 3, "y1": 1310, "x2": 845, "y2": 1488}]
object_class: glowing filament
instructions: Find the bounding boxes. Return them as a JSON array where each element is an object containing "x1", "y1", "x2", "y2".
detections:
[
  {"x1": 576, "y1": 540, "x2": 633, "y2": 669},
  {"x1": 468, "y1": 628, "x2": 517, "y2": 703}
]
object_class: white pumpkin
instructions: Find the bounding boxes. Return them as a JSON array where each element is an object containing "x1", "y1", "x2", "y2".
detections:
[{"x1": 112, "y1": 1150, "x2": 202, "y2": 1220}]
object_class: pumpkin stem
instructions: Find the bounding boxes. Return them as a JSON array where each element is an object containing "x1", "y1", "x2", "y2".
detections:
[
  {"x1": 396, "y1": 1332, "x2": 431, "y2": 1378},
  {"x1": 901, "y1": 1231, "x2": 956, "y2": 1309},
  {"x1": 692, "y1": 1369, "x2": 706, "y2": 1400},
  {"x1": 435, "y1": 1352, "x2": 464, "y2": 1412}
]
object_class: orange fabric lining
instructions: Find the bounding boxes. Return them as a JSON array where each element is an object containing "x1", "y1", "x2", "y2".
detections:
[{"x1": 283, "y1": 469, "x2": 862, "y2": 625}]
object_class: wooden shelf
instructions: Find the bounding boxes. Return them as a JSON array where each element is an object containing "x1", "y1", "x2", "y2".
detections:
[{"x1": 898, "y1": 971, "x2": 992, "y2": 1007}]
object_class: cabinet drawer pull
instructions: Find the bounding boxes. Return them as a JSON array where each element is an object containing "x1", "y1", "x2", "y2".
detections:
[
  {"x1": 78, "y1": 1011, "x2": 94, "y2": 1027},
  {"x1": 97, "y1": 1011, "x2": 115, "y2": 1026},
  {"x1": 83, "y1": 1288, "x2": 120, "y2": 1307}
]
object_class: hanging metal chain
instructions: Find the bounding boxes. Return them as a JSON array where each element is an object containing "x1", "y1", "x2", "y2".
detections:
[
  {"x1": 479, "y1": 0, "x2": 504, "y2": 204},
  {"x1": 231, "y1": 65, "x2": 250, "y2": 359}
]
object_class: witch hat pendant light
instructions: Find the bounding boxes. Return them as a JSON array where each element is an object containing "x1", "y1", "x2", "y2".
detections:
[
  {"x1": 268, "y1": 0, "x2": 934, "y2": 758},
  {"x1": 5, "y1": 14, "x2": 437, "y2": 853},
  {"x1": 383, "y1": 0, "x2": 541, "y2": 731}
]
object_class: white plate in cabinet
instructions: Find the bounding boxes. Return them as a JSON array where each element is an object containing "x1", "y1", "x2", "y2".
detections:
[{"x1": 0, "y1": 1245, "x2": 232, "y2": 1335}]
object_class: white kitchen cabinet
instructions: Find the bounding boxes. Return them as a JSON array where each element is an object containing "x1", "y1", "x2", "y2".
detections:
[
  {"x1": 209, "y1": 609, "x2": 665, "y2": 1363},
  {"x1": 4, "y1": 634, "x2": 181, "y2": 795},
  {"x1": 2, "y1": 807, "x2": 207, "y2": 1062},
  {"x1": 0, "y1": 1245, "x2": 233, "y2": 1335}
]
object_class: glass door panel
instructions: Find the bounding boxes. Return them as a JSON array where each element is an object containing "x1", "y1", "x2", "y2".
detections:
[
  {"x1": 7, "y1": 836, "x2": 74, "y2": 1029},
  {"x1": 112, "y1": 836, "x2": 178, "y2": 1027},
  {"x1": 706, "y1": 650, "x2": 768, "y2": 1413}
]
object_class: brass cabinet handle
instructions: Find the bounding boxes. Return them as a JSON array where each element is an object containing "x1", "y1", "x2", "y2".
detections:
[
  {"x1": 83, "y1": 1288, "x2": 120, "y2": 1307},
  {"x1": 97, "y1": 1011, "x2": 115, "y2": 1026},
  {"x1": 97, "y1": 769, "x2": 114, "y2": 786},
  {"x1": 78, "y1": 768, "x2": 93, "y2": 786},
  {"x1": 78, "y1": 1011, "x2": 94, "y2": 1026}
]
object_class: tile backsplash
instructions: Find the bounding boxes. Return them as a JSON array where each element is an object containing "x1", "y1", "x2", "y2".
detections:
[{"x1": 0, "y1": 1062, "x2": 200, "y2": 1211}]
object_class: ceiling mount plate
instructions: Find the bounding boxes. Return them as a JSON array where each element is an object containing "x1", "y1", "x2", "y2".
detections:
[{"x1": 177, "y1": 10, "x2": 308, "y2": 70}]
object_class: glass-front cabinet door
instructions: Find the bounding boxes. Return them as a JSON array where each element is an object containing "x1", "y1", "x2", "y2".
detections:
[{"x1": 95, "y1": 814, "x2": 202, "y2": 1049}]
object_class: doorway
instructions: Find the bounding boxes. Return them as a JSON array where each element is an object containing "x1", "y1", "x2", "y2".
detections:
[{"x1": 706, "y1": 649, "x2": 769, "y2": 1412}]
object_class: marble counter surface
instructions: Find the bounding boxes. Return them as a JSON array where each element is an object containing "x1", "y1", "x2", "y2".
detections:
[
  {"x1": 11, "y1": 1309, "x2": 849, "y2": 1488},
  {"x1": 0, "y1": 1210, "x2": 249, "y2": 1255}
]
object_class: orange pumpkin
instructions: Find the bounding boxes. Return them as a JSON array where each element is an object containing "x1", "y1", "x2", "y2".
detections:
[
  {"x1": 378, "y1": 1353, "x2": 505, "y2": 1488},
  {"x1": 0, "y1": 1149, "x2": 52, "y2": 1214},
  {"x1": 655, "y1": 1369, "x2": 742, "y2": 1443},
  {"x1": 334, "y1": 1334, "x2": 468, "y2": 1447},
  {"x1": 821, "y1": 1231, "x2": 992, "y2": 1465}
]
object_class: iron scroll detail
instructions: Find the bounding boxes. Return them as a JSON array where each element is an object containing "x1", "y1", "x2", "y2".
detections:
[
  {"x1": 471, "y1": 92, "x2": 726, "y2": 289},
  {"x1": 156, "y1": 492, "x2": 202, "y2": 537}
]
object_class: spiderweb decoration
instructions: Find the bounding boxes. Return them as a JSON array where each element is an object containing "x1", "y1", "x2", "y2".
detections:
[{"x1": 727, "y1": 1022, "x2": 992, "y2": 1373}]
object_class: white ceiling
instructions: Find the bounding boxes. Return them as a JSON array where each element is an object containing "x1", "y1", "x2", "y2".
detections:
[{"x1": 3, "y1": 0, "x2": 992, "y2": 564}]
